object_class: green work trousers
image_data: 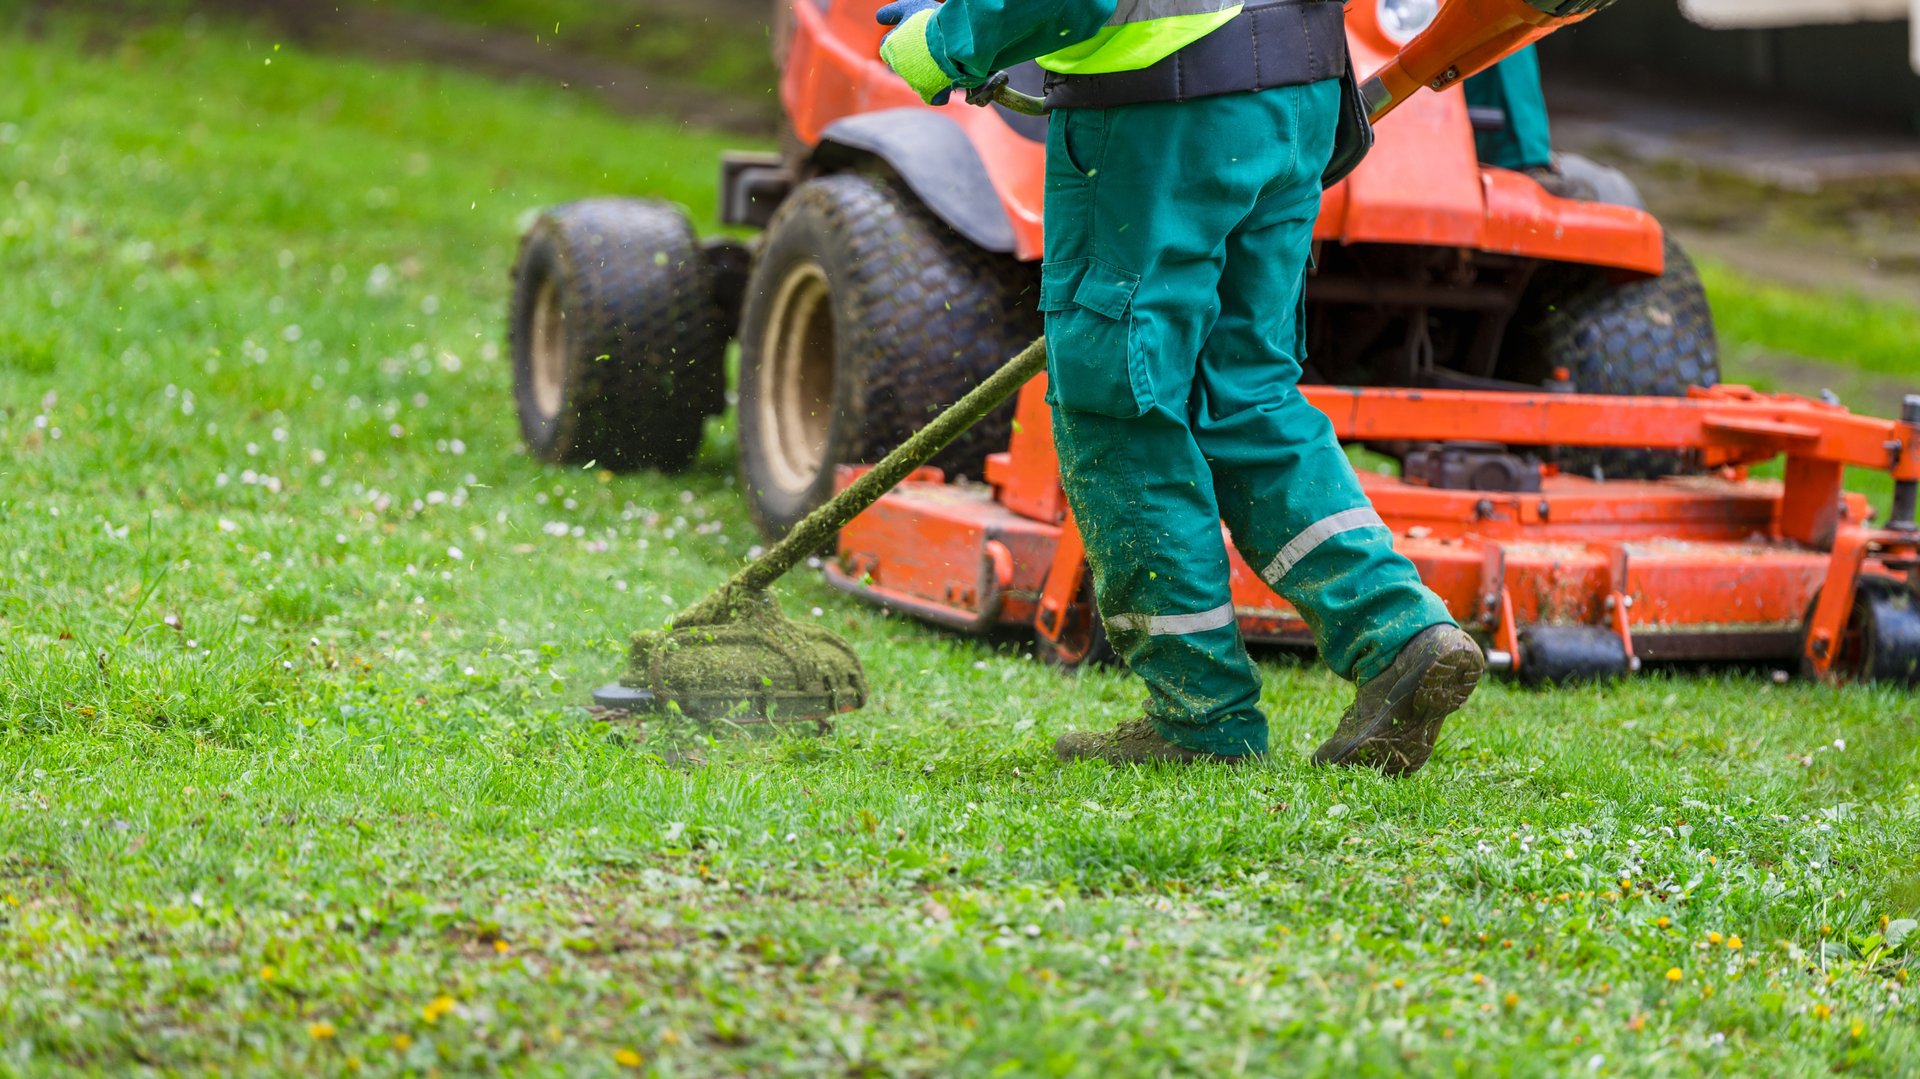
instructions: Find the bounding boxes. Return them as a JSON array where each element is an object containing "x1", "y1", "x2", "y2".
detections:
[
  {"x1": 1042, "y1": 80, "x2": 1455, "y2": 758},
  {"x1": 1463, "y1": 46, "x2": 1553, "y2": 171}
]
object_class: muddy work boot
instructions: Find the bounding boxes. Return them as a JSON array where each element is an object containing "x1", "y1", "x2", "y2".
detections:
[
  {"x1": 1313, "y1": 624, "x2": 1485, "y2": 777},
  {"x1": 1055, "y1": 718, "x2": 1254, "y2": 766}
]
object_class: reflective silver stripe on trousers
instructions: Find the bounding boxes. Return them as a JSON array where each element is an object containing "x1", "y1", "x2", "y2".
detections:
[
  {"x1": 1261, "y1": 507, "x2": 1389, "y2": 586},
  {"x1": 1107, "y1": 602, "x2": 1237, "y2": 638},
  {"x1": 1109, "y1": 0, "x2": 1241, "y2": 25}
]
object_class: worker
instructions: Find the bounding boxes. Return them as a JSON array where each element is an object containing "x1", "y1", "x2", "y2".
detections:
[
  {"x1": 1463, "y1": 45, "x2": 1552, "y2": 171},
  {"x1": 877, "y1": 0, "x2": 1485, "y2": 773}
]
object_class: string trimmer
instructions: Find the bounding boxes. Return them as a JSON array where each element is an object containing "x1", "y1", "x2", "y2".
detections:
[{"x1": 594, "y1": 340, "x2": 1048, "y2": 728}]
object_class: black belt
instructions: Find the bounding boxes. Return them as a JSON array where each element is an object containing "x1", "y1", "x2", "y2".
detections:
[{"x1": 1041, "y1": 0, "x2": 1348, "y2": 112}]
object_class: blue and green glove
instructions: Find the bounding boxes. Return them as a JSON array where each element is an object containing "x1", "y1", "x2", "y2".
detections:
[{"x1": 877, "y1": 0, "x2": 955, "y2": 106}]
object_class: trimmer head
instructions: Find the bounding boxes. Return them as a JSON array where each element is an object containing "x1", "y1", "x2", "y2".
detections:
[
  {"x1": 594, "y1": 588, "x2": 867, "y2": 730},
  {"x1": 591, "y1": 340, "x2": 1049, "y2": 734}
]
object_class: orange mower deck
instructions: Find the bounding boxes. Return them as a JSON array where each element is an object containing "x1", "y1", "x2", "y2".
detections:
[{"x1": 830, "y1": 377, "x2": 1920, "y2": 684}]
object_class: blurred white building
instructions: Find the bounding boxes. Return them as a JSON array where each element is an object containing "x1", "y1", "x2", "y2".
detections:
[
  {"x1": 1682, "y1": 0, "x2": 1917, "y2": 73},
  {"x1": 1544, "y1": 0, "x2": 1920, "y2": 128}
]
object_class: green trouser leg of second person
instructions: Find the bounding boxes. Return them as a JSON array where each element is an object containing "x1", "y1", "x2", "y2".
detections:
[
  {"x1": 1463, "y1": 46, "x2": 1553, "y2": 171},
  {"x1": 1043, "y1": 80, "x2": 1456, "y2": 758}
]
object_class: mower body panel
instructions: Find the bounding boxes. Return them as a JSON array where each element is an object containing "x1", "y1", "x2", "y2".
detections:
[{"x1": 781, "y1": 0, "x2": 1663, "y2": 274}]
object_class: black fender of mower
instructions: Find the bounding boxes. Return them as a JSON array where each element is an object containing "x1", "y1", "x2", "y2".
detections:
[{"x1": 813, "y1": 109, "x2": 1018, "y2": 256}]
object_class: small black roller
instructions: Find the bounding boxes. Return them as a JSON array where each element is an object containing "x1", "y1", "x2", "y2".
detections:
[
  {"x1": 1852, "y1": 576, "x2": 1920, "y2": 687},
  {"x1": 1801, "y1": 575, "x2": 1920, "y2": 686},
  {"x1": 1517, "y1": 625, "x2": 1631, "y2": 687}
]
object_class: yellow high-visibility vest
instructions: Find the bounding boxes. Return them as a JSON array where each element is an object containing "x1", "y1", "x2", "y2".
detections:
[{"x1": 1039, "y1": 0, "x2": 1245, "y2": 75}]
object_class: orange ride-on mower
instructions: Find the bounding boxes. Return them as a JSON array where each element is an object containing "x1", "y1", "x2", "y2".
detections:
[{"x1": 508, "y1": 0, "x2": 1920, "y2": 687}]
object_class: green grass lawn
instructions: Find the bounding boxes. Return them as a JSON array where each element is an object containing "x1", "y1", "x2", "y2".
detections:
[{"x1": 1, "y1": 14, "x2": 1917, "y2": 1078}]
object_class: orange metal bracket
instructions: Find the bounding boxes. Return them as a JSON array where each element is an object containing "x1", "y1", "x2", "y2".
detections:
[
  {"x1": 1493, "y1": 588, "x2": 1521, "y2": 674},
  {"x1": 1801, "y1": 527, "x2": 1920, "y2": 680},
  {"x1": 1035, "y1": 509, "x2": 1089, "y2": 647}
]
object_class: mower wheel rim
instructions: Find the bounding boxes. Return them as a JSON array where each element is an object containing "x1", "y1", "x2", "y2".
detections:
[
  {"x1": 529, "y1": 277, "x2": 566, "y2": 421},
  {"x1": 759, "y1": 260, "x2": 836, "y2": 495}
]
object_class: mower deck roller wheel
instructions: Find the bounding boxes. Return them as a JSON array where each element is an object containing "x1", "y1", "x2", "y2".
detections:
[
  {"x1": 510, "y1": 199, "x2": 729, "y2": 473},
  {"x1": 737, "y1": 172, "x2": 1041, "y2": 537},
  {"x1": 1805, "y1": 575, "x2": 1920, "y2": 686},
  {"x1": 1033, "y1": 586, "x2": 1117, "y2": 671},
  {"x1": 1516, "y1": 625, "x2": 1632, "y2": 687},
  {"x1": 1506, "y1": 235, "x2": 1720, "y2": 480}
]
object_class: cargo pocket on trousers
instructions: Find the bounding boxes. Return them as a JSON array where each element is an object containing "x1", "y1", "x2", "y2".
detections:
[{"x1": 1039, "y1": 258, "x2": 1149, "y2": 418}]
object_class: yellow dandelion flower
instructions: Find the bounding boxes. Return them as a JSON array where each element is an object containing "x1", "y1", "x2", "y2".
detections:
[
  {"x1": 614, "y1": 1049, "x2": 643, "y2": 1068},
  {"x1": 1851, "y1": 1022, "x2": 1866, "y2": 1038},
  {"x1": 1666, "y1": 968, "x2": 1683, "y2": 982},
  {"x1": 1472, "y1": 973, "x2": 1485, "y2": 985},
  {"x1": 422, "y1": 995, "x2": 456, "y2": 1023},
  {"x1": 1503, "y1": 992, "x2": 1520, "y2": 1009},
  {"x1": 394, "y1": 1034, "x2": 413, "y2": 1051},
  {"x1": 1440, "y1": 915, "x2": 1452, "y2": 926},
  {"x1": 308, "y1": 1021, "x2": 337, "y2": 1041},
  {"x1": 1656, "y1": 917, "x2": 1670, "y2": 929},
  {"x1": 259, "y1": 965, "x2": 277, "y2": 982},
  {"x1": 1812, "y1": 1003, "x2": 1832, "y2": 1020},
  {"x1": 1707, "y1": 932, "x2": 1723, "y2": 945},
  {"x1": 493, "y1": 939, "x2": 511, "y2": 955},
  {"x1": 1727, "y1": 935, "x2": 1743, "y2": 951},
  {"x1": 1393, "y1": 978, "x2": 1406, "y2": 989},
  {"x1": 345, "y1": 1057, "x2": 363, "y2": 1073}
]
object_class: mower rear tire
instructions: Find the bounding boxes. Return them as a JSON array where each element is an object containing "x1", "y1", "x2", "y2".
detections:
[
  {"x1": 1507, "y1": 236, "x2": 1720, "y2": 480},
  {"x1": 1803, "y1": 575, "x2": 1920, "y2": 686},
  {"x1": 510, "y1": 199, "x2": 729, "y2": 473},
  {"x1": 737, "y1": 172, "x2": 1040, "y2": 537}
]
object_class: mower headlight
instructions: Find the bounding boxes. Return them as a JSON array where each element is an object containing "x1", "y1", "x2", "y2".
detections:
[{"x1": 1376, "y1": 0, "x2": 1440, "y2": 44}]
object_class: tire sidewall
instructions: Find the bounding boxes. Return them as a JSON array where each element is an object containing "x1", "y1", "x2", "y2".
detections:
[
  {"x1": 510, "y1": 220, "x2": 583, "y2": 460},
  {"x1": 737, "y1": 185, "x2": 865, "y2": 536}
]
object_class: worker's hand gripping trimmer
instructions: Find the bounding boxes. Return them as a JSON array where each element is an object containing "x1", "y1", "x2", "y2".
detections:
[{"x1": 989, "y1": 0, "x2": 1621, "y2": 124}]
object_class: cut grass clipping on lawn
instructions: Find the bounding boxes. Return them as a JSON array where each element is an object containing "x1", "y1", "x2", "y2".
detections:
[{"x1": 2, "y1": 13, "x2": 1918, "y2": 1078}]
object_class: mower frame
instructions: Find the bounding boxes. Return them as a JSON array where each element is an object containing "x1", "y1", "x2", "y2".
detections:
[{"x1": 831, "y1": 377, "x2": 1920, "y2": 682}]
